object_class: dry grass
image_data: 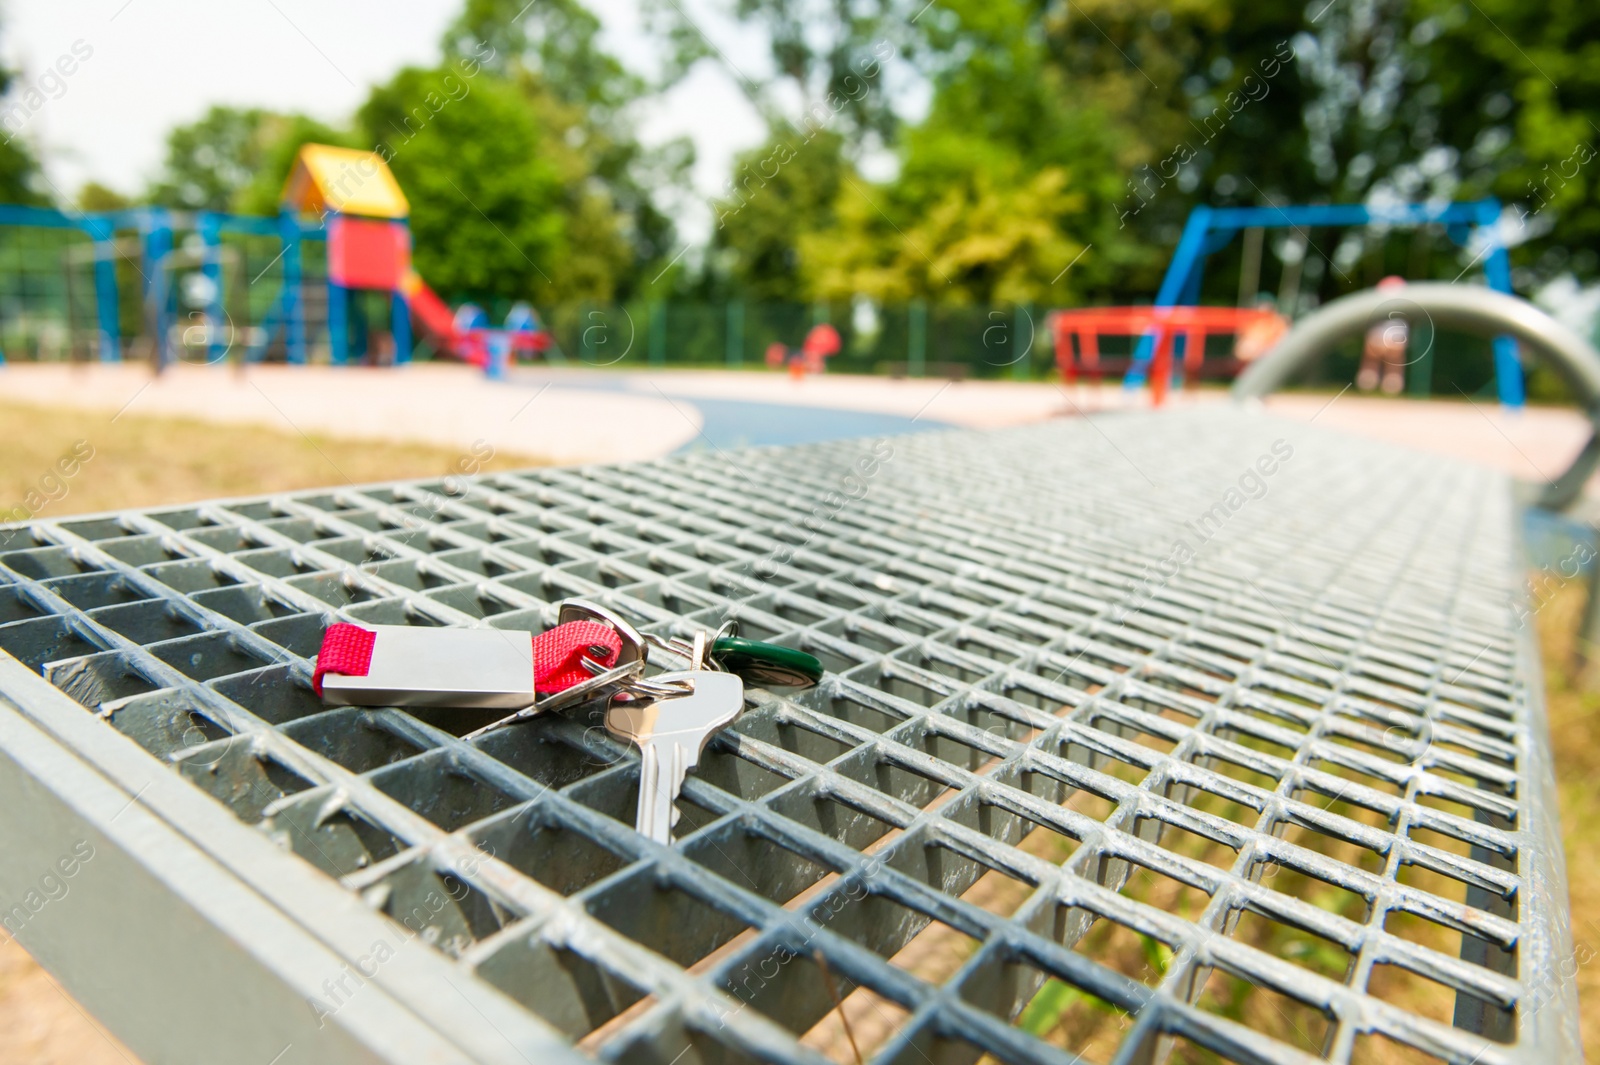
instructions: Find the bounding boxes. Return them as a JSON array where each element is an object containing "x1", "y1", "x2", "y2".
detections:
[
  {"x1": 0, "y1": 938, "x2": 133, "y2": 1065},
  {"x1": 0, "y1": 399, "x2": 548, "y2": 521}
]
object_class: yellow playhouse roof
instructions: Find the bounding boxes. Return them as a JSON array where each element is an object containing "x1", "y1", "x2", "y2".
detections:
[{"x1": 281, "y1": 144, "x2": 409, "y2": 219}]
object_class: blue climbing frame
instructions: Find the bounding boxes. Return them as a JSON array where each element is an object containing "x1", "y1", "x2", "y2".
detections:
[
  {"x1": 0, "y1": 203, "x2": 338, "y2": 369},
  {"x1": 0, "y1": 203, "x2": 122, "y2": 362},
  {"x1": 1138, "y1": 197, "x2": 1523, "y2": 407}
]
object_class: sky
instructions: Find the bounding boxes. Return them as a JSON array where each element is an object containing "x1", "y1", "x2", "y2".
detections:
[{"x1": 0, "y1": 0, "x2": 771, "y2": 241}]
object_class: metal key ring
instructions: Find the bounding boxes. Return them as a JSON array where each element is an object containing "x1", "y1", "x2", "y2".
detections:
[{"x1": 558, "y1": 600, "x2": 647, "y2": 668}]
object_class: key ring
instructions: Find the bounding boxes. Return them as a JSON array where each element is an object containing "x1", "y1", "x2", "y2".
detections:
[
  {"x1": 644, "y1": 621, "x2": 822, "y2": 688},
  {"x1": 315, "y1": 598, "x2": 820, "y2": 750}
]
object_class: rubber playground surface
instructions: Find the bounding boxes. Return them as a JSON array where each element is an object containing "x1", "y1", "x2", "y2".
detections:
[{"x1": 0, "y1": 361, "x2": 1590, "y2": 482}]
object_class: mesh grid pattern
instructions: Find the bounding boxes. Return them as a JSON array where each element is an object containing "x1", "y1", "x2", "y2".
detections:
[{"x1": 0, "y1": 408, "x2": 1556, "y2": 1064}]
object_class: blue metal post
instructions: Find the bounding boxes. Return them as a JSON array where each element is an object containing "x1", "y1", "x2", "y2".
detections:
[
  {"x1": 1129, "y1": 205, "x2": 1213, "y2": 387},
  {"x1": 1483, "y1": 247, "x2": 1524, "y2": 407},
  {"x1": 325, "y1": 211, "x2": 349, "y2": 365},
  {"x1": 143, "y1": 218, "x2": 174, "y2": 371},
  {"x1": 198, "y1": 212, "x2": 226, "y2": 364},
  {"x1": 391, "y1": 292, "x2": 411, "y2": 365},
  {"x1": 1476, "y1": 198, "x2": 1524, "y2": 408},
  {"x1": 1152, "y1": 205, "x2": 1215, "y2": 311},
  {"x1": 86, "y1": 217, "x2": 120, "y2": 362},
  {"x1": 280, "y1": 211, "x2": 306, "y2": 365},
  {"x1": 485, "y1": 332, "x2": 510, "y2": 380},
  {"x1": 328, "y1": 282, "x2": 349, "y2": 365}
]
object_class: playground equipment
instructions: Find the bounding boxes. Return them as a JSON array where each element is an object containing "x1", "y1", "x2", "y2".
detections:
[
  {"x1": 279, "y1": 144, "x2": 413, "y2": 366},
  {"x1": 1052, "y1": 304, "x2": 1287, "y2": 406},
  {"x1": 272, "y1": 144, "x2": 550, "y2": 371},
  {"x1": 763, "y1": 322, "x2": 842, "y2": 379},
  {"x1": 411, "y1": 291, "x2": 552, "y2": 378},
  {"x1": 0, "y1": 144, "x2": 549, "y2": 372},
  {"x1": 1111, "y1": 197, "x2": 1523, "y2": 406}
]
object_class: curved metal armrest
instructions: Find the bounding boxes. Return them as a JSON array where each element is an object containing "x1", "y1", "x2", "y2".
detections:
[{"x1": 1232, "y1": 282, "x2": 1600, "y2": 511}]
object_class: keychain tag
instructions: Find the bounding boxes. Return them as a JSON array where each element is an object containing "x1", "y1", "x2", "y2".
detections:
[
  {"x1": 314, "y1": 617, "x2": 624, "y2": 710},
  {"x1": 318, "y1": 624, "x2": 539, "y2": 709}
]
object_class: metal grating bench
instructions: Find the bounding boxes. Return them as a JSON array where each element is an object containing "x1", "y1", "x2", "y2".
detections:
[{"x1": 0, "y1": 406, "x2": 1579, "y2": 1065}]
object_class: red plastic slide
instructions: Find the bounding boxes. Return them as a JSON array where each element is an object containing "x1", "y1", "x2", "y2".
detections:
[{"x1": 401, "y1": 270, "x2": 485, "y2": 366}]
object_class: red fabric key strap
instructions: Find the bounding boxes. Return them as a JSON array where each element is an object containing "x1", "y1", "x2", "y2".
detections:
[
  {"x1": 314, "y1": 623, "x2": 376, "y2": 695},
  {"x1": 531, "y1": 619, "x2": 623, "y2": 692},
  {"x1": 313, "y1": 620, "x2": 623, "y2": 696}
]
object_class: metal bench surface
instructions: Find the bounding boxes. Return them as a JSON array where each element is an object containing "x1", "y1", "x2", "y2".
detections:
[{"x1": 0, "y1": 406, "x2": 1578, "y2": 1065}]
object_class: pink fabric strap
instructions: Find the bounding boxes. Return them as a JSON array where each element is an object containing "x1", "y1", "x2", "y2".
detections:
[{"x1": 313, "y1": 620, "x2": 624, "y2": 696}]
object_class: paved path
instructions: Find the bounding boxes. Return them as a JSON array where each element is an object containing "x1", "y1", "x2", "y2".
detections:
[
  {"x1": 0, "y1": 364, "x2": 702, "y2": 465},
  {"x1": 666, "y1": 396, "x2": 952, "y2": 450},
  {"x1": 1257, "y1": 390, "x2": 1592, "y2": 485},
  {"x1": 0, "y1": 364, "x2": 1045, "y2": 463},
  {"x1": 1, "y1": 363, "x2": 1592, "y2": 484},
  {"x1": 506, "y1": 366, "x2": 1073, "y2": 429}
]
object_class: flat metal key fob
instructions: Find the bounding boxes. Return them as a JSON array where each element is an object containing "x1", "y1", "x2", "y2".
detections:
[{"x1": 317, "y1": 624, "x2": 542, "y2": 709}]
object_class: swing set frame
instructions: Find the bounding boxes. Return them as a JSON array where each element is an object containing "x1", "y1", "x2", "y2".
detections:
[{"x1": 1130, "y1": 198, "x2": 1522, "y2": 406}]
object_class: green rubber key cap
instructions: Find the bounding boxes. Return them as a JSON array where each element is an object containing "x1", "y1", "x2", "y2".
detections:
[{"x1": 711, "y1": 637, "x2": 823, "y2": 688}]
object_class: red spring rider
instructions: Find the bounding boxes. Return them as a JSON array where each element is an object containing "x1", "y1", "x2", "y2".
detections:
[{"x1": 764, "y1": 324, "x2": 842, "y2": 380}]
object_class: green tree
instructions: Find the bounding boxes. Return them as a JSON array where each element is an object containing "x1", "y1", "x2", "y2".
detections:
[
  {"x1": 726, "y1": 0, "x2": 926, "y2": 147},
  {"x1": 358, "y1": 66, "x2": 572, "y2": 302},
  {"x1": 77, "y1": 182, "x2": 132, "y2": 212},
  {"x1": 234, "y1": 114, "x2": 359, "y2": 215},
  {"x1": 0, "y1": 131, "x2": 45, "y2": 206},
  {"x1": 146, "y1": 106, "x2": 275, "y2": 211},
  {"x1": 803, "y1": 165, "x2": 1088, "y2": 304},
  {"x1": 440, "y1": 0, "x2": 691, "y2": 294},
  {"x1": 1409, "y1": 0, "x2": 1600, "y2": 281},
  {"x1": 444, "y1": 0, "x2": 641, "y2": 123},
  {"x1": 147, "y1": 107, "x2": 359, "y2": 215},
  {"x1": 0, "y1": 22, "x2": 49, "y2": 206},
  {"x1": 793, "y1": 0, "x2": 1166, "y2": 303},
  {"x1": 711, "y1": 130, "x2": 849, "y2": 300},
  {"x1": 776, "y1": 0, "x2": 1600, "y2": 310}
]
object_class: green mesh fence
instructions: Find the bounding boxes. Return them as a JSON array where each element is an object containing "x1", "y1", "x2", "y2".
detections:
[
  {"x1": 0, "y1": 225, "x2": 102, "y2": 360},
  {"x1": 505, "y1": 300, "x2": 1060, "y2": 381}
]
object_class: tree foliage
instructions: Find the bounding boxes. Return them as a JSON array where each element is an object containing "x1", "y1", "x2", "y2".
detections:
[
  {"x1": 146, "y1": 106, "x2": 277, "y2": 212},
  {"x1": 76, "y1": 182, "x2": 131, "y2": 212},
  {"x1": 804, "y1": 166, "x2": 1088, "y2": 304},
  {"x1": 784, "y1": 0, "x2": 1173, "y2": 303},
  {"x1": 726, "y1": 0, "x2": 926, "y2": 145},
  {"x1": 442, "y1": 0, "x2": 692, "y2": 292},
  {"x1": 62, "y1": 0, "x2": 1600, "y2": 315},
  {"x1": 0, "y1": 20, "x2": 48, "y2": 206},
  {"x1": 710, "y1": 130, "x2": 848, "y2": 300},
  {"x1": 729, "y1": 0, "x2": 1600, "y2": 306},
  {"x1": 358, "y1": 65, "x2": 570, "y2": 302},
  {"x1": 129, "y1": 0, "x2": 688, "y2": 305},
  {"x1": 234, "y1": 114, "x2": 360, "y2": 216}
]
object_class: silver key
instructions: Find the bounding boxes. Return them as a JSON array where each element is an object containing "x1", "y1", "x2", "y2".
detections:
[{"x1": 605, "y1": 669, "x2": 744, "y2": 845}]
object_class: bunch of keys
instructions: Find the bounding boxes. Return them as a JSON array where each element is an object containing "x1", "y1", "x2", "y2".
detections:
[{"x1": 313, "y1": 599, "x2": 822, "y2": 844}]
